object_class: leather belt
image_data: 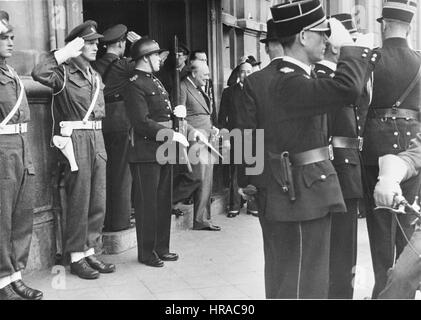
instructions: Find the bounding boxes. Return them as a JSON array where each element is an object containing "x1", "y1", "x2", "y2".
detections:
[
  {"x1": 290, "y1": 146, "x2": 334, "y2": 166},
  {"x1": 368, "y1": 107, "x2": 421, "y2": 121},
  {"x1": 331, "y1": 136, "x2": 364, "y2": 151},
  {"x1": 60, "y1": 120, "x2": 102, "y2": 130},
  {"x1": 105, "y1": 94, "x2": 124, "y2": 103},
  {"x1": 0, "y1": 122, "x2": 28, "y2": 135},
  {"x1": 157, "y1": 120, "x2": 173, "y2": 129}
]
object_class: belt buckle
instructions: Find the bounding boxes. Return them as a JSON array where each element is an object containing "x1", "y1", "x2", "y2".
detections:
[
  {"x1": 15, "y1": 123, "x2": 22, "y2": 133},
  {"x1": 358, "y1": 137, "x2": 364, "y2": 151},
  {"x1": 328, "y1": 145, "x2": 334, "y2": 161}
]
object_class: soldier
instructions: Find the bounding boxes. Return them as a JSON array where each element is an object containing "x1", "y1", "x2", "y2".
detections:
[
  {"x1": 0, "y1": 10, "x2": 43, "y2": 300},
  {"x1": 93, "y1": 24, "x2": 133, "y2": 232},
  {"x1": 237, "y1": 0, "x2": 378, "y2": 299},
  {"x1": 32, "y1": 21, "x2": 116, "y2": 279},
  {"x1": 123, "y1": 38, "x2": 206, "y2": 267},
  {"x1": 362, "y1": 0, "x2": 421, "y2": 298},
  {"x1": 373, "y1": 133, "x2": 421, "y2": 299},
  {"x1": 314, "y1": 14, "x2": 372, "y2": 299}
]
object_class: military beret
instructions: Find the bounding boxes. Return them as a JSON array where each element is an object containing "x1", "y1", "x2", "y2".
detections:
[
  {"x1": 0, "y1": 10, "x2": 13, "y2": 34},
  {"x1": 101, "y1": 24, "x2": 127, "y2": 45},
  {"x1": 65, "y1": 20, "x2": 103, "y2": 43}
]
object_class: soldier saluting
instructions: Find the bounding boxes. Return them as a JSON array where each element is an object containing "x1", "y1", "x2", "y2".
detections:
[{"x1": 238, "y1": 0, "x2": 378, "y2": 299}]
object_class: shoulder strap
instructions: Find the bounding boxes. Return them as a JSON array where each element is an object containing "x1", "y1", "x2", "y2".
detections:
[
  {"x1": 82, "y1": 75, "x2": 101, "y2": 123},
  {"x1": 393, "y1": 63, "x2": 421, "y2": 108},
  {"x1": 0, "y1": 65, "x2": 25, "y2": 128},
  {"x1": 101, "y1": 58, "x2": 119, "y2": 84}
]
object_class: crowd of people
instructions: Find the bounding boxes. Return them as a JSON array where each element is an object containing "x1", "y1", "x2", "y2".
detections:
[{"x1": 2, "y1": 0, "x2": 421, "y2": 300}]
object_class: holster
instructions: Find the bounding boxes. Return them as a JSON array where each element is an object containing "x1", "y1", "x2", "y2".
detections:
[
  {"x1": 53, "y1": 135, "x2": 78, "y2": 172},
  {"x1": 281, "y1": 152, "x2": 296, "y2": 202}
]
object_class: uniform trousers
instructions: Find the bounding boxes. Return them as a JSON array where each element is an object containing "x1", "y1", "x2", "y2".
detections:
[
  {"x1": 63, "y1": 130, "x2": 107, "y2": 255},
  {"x1": 365, "y1": 165, "x2": 418, "y2": 298},
  {"x1": 130, "y1": 163, "x2": 172, "y2": 261},
  {"x1": 103, "y1": 131, "x2": 132, "y2": 231},
  {"x1": 0, "y1": 134, "x2": 34, "y2": 278},
  {"x1": 258, "y1": 187, "x2": 332, "y2": 299},
  {"x1": 328, "y1": 199, "x2": 358, "y2": 299}
]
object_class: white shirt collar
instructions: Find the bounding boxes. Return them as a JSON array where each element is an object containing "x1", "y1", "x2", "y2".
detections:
[
  {"x1": 282, "y1": 56, "x2": 312, "y2": 76},
  {"x1": 271, "y1": 56, "x2": 284, "y2": 62},
  {"x1": 317, "y1": 60, "x2": 337, "y2": 72}
]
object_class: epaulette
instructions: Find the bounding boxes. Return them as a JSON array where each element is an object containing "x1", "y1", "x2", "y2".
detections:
[
  {"x1": 129, "y1": 74, "x2": 138, "y2": 82},
  {"x1": 280, "y1": 67, "x2": 295, "y2": 74}
]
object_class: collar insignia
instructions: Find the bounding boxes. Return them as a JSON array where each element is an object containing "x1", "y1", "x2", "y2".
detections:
[{"x1": 280, "y1": 67, "x2": 295, "y2": 74}]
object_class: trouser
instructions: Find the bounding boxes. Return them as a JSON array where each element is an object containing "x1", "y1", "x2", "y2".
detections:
[
  {"x1": 378, "y1": 225, "x2": 421, "y2": 299},
  {"x1": 172, "y1": 163, "x2": 201, "y2": 205},
  {"x1": 259, "y1": 204, "x2": 332, "y2": 299},
  {"x1": 228, "y1": 164, "x2": 242, "y2": 212},
  {"x1": 130, "y1": 163, "x2": 172, "y2": 261},
  {"x1": 191, "y1": 160, "x2": 214, "y2": 230},
  {"x1": 328, "y1": 199, "x2": 358, "y2": 299},
  {"x1": 103, "y1": 131, "x2": 132, "y2": 232},
  {"x1": 63, "y1": 130, "x2": 107, "y2": 255},
  {"x1": 0, "y1": 134, "x2": 34, "y2": 279},
  {"x1": 364, "y1": 165, "x2": 419, "y2": 298}
]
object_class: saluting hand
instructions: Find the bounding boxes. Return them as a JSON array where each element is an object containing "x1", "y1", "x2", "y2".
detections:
[
  {"x1": 127, "y1": 31, "x2": 142, "y2": 43},
  {"x1": 54, "y1": 37, "x2": 84, "y2": 64},
  {"x1": 328, "y1": 17, "x2": 354, "y2": 48},
  {"x1": 0, "y1": 19, "x2": 8, "y2": 34}
]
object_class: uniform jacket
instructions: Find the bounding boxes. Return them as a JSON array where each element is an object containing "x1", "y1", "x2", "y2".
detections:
[
  {"x1": 363, "y1": 37, "x2": 421, "y2": 165},
  {"x1": 314, "y1": 62, "x2": 371, "y2": 200},
  {"x1": 93, "y1": 53, "x2": 133, "y2": 133},
  {"x1": 239, "y1": 47, "x2": 377, "y2": 222},
  {"x1": 32, "y1": 53, "x2": 105, "y2": 130},
  {"x1": 180, "y1": 77, "x2": 216, "y2": 133}
]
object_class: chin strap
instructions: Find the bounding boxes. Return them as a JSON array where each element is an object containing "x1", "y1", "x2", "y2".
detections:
[{"x1": 147, "y1": 56, "x2": 157, "y2": 73}]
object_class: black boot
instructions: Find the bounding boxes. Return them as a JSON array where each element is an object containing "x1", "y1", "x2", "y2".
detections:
[
  {"x1": 0, "y1": 284, "x2": 25, "y2": 300},
  {"x1": 11, "y1": 280, "x2": 43, "y2": 300}
]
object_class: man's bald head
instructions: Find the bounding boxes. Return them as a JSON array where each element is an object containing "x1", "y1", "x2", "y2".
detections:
[{"x1": 190, "y1": 60, "x2": 210, "y2": 87}]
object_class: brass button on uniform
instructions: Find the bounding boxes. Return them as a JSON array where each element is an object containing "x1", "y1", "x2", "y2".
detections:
[
  {"x1": 393, "y1": 144, "x2": 398, "y2": 149},
  {"x1": 345, "y1": 159, "x2": 349, "y2": 164},
  {"x1": 407, "y1": 132, "x2": 411, "y2": 136},
  {"x1": 394, "y1": 132, "x2": 399, "y2": 136},
  {"x1": 320, "y1": 175, "x2": 326, "y2": 180}
]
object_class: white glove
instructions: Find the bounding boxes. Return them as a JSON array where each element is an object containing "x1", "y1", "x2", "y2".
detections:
[
  {"x1": 172, "y1": 132, "x2": 189, "y2": 148},
  {"x1": 354, "y1": 33, "x2": 375, "y2": 49},
  {"x1": 211, "y1": 126, "x2": 220, "y2": 137},
  {"x1": 328, "y1": 18, "x2": 354, "y2": 48},
  {"x1": 127, "y1": 31, "x2": 142, "y2": 43},
  {"x1": 173, "y1": 105, "x2": 187, "y2": 118},
  {"x1": 374, "y1": 178, "x2": 403, "y2": 208},
  {"x1": 54, "y1": 37, "x2": 84, "y2": 64},
  {"x1": 0, "y1": 19, "x2": 8, "y2": 34},
  {"x1": 193, "y1": 130, "x2": 208, "y2": 143}
]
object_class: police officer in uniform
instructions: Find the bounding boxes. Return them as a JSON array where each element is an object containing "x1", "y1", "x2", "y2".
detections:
[
  {"x1": 314, "y1": 14, "x2": 372, "y2": 299},
  {"x1": 238, "y1": 0, "x2": 378, "y2": 299},
  {"x1": 93, "y1": 24, "x2": 133, "y2": 232},
  {"x1": 123, "y1": 38, "x2": 206, "y2": 267},
  {"x1": 362, "y1": 0, "x2": 421, "y2": 298},
  {"x1": 32, "y1": 21, "x2": 116, "y2": 279},
  {"x1": 0, "y1": 11, "x2": 43, "y2": 300}
]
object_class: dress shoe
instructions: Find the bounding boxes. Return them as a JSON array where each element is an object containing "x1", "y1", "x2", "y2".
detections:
[
  {"x1": 86, "y1": 255, "x2": 116, "y2": 273},
  {"x1": 172, "y1": 208, "x2": 185, "y2": 218},
  {"x1": 247, "y1": 210, "x2": 259, "y2": 217},
  {"x1": 158, "y1": 253, "x2": 179, "y2": 261},
  {"x1": 201, "y1": 225, "x2": 221, "y2": 231},
  {"x1": 70, "y1": 258, "x2": 100, "y2": 279},
  {"x1": 11, "y1": 280, "x2": 43, "y2": 300},
  {"x1": 139, "y1": 256, "x2": 164, "y2": 268},
  {"x1": 227, "y1": 210, "x2": 239, "y2": 218},
  {"x1": 0, "y1": 284, "x2": 25, "y2": 300}
]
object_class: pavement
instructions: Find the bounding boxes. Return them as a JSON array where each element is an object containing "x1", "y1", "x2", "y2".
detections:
[{"x1": 24, "y1": 208, "x2": 419, "y2": 300}]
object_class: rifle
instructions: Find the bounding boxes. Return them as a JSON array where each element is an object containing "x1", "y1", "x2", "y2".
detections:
[{"x1": 174, "y1": 35, "x2": 192, "y2": 172}]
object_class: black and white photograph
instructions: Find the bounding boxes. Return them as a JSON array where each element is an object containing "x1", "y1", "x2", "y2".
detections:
[{"x1": 1, "y1": 0, "x2": 421, "y2": 305}]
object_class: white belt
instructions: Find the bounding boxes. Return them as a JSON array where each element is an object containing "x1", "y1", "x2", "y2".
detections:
[
  {"x1": 0, "y1": 122, "x2": 28, "y2": 135},
  {"x1": 60, "y1": 121, "x2": 102, "y2": 130}
]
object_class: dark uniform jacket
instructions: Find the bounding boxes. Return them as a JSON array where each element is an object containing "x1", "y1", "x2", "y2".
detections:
[
  {"x1": 363, "y1": 38, "x2": 421, "y2": 165},
  {"x1": 93, "y1": 53, "x2": 133, "y2": 133},
  {"x1": 239, "y1": 47, "x2": 377, "y2": 222},
  {"x1": 123, "y1": 69, "x2": 193, "y2": 163},
  {"x1": 31, "y1": 53, "x2": 105, "y2": 129},
  {"x1": 314, "y1": 61, "x2": 371, "y2": 200}
]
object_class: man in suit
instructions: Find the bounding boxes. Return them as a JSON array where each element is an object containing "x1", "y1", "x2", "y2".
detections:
[
  {"x1": 177, "y1": 60, "x2": 221, "y2": 231},
  {"x1": 237, "y1": 0, "x2": 378, "y2": 299},
  {"x1": 314, "y1": 14, "x2": 372, "y2": 299},
  {"x1": 362, "y1": 0, "x2": 421, "y2": 298}
]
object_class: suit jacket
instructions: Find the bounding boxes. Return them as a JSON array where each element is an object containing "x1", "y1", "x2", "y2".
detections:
[
  {"x1": 314, "y1": 62, "x2": 370, "y2": 200},
  {"x1": 239, "y1": 47, "x2": 377, "y2": 222},
  {"x1": 363, "y1": 37, "x2": 421, "y2": 165},
  {"x1": 180, "y1": 77, "x2": 215, "y2": 133}
]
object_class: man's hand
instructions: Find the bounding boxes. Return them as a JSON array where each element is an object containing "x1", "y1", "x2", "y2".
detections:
[
  {"x1": 54, "y1": 37, "x2": 84, "y2": 64},
  {"x1": 127, "y1": 31, "x2": 142, "y2": 43},
  {"x1": 328, "y1": 17, "x2": 354, "y2": 48},
  {"x1": 172, "y1": 132, "x2": 189, "y2": 148},
  {"x1": 0, "y1": 19, "x2": 8, "y2": 34},
  {"x1": 374, "y1": 178, "x2": 403, "y2": 208},
  {"x1": 173, "y1": 105, "x2": 187, "y2": 118},
  {"x1": 211, "y1": 126, "x2": 220, "y2": 138}
]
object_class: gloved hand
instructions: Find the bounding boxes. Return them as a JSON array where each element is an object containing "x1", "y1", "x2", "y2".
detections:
[
  {"x1": 328, "y1": 17, "x2": 354, "y2": 48},
  {"x1": 0, "y1": 19, "x2": 8, "y2": 34},
  {"x1": 127, "y1": 31, "x2": 142, "y2": 43},
  {"x1": 173, "y1": 105, "x2": 187, "y2": 118},
  {"x1": 54, "y1": 37, "x2": 84, "y2": 64},
  {"x1": 354, "y1": 32, "x2": 375, "y2": 49},
  {"x1": 172, "y1": 132, "x2": 189, "y2": 148},
  {"x1": 374, "y1": 178, "x2": 403, "y2": 208}
]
